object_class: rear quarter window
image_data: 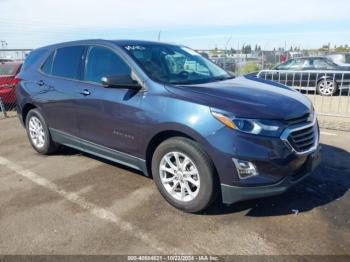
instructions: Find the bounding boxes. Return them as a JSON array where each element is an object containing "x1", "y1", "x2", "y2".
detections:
[
  {"x1": 51, "y1": 46, "x2": 85, "y2": 80},
  {"x1": 21, "y1": 49, "x2": 47, "y2": 72}
]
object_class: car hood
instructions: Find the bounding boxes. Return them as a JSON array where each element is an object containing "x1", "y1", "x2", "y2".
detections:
[{"x1": 165, "y1": 76, "x2": 312, "y2": 120}]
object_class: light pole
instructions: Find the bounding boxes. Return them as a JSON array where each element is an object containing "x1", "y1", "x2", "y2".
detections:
[
  {"x1": 0, "y1": 40, "x2": 7, "y2": 48},
  {"x1": 0, "y1": 40, "x2": 8, "y2": 59},
  {"x1": 224, "y1": 36, "x2": 232, "y2": 70}
]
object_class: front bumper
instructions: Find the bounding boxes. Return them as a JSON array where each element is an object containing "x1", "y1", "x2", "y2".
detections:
[{"x1": 221, "y1": 147, "x2": 321, "y2": 204}]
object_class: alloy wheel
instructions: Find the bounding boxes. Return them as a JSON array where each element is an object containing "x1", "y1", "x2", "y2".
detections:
[
  {"x1": 159, "y1": 151, "x2": 200, "y2": 202},
  {"x1": 318, "y1": 80, "x2": 335, "y2": 95},
  {"x1": 28, "y1": 116, "x2": 46, "y2": 148}
]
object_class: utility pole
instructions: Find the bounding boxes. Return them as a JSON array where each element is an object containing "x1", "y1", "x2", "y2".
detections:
[
  {"x1": 224, "y1": 36, "x2": 232, "y2": 70},
  {"x1": 0, "y1": 40, "x2": 8, "y2": 59},
  {"x1": 0, "y1": 40, "x2": 7, "y2": 48}
]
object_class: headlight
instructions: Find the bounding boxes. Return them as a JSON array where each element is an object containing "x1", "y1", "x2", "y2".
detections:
[{"x1": 211, "y1": 111, "x2": 283, "y2": 137}]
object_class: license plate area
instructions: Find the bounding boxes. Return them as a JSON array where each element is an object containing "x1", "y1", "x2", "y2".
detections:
[{"x1": 290, "y1": 148, "x2": 321, "y2": 181}]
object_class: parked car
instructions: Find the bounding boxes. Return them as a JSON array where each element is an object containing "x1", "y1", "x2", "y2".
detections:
[
  {"x1": 212, "y1": 57, "x2": 236, "y2": 73},
  {"x1": 17, "y1": 40, "x2": 320, "y2": 212},
  {"x1": 0, "y1": 62, "x2": 22, "y2": 108},
  {"x1": 258, "y1": 57, "x2": 350, "y2": 96}
]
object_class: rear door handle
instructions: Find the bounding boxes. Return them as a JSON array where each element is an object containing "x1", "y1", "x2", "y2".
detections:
[
  {"x1": 36, "y1": 80, "x2": 45, "y2": 86},
  {"x1": 80, "y1": 89, "x2": 91, "y2": 96}
]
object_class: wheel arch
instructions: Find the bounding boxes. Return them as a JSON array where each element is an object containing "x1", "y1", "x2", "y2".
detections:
[
  {"x1": 22, "y1": 103, "x2": 37, "y2": 126},
  {"x1": 317, "y1": 75, "x2": 339, "y2": 85},
  {"x1": 144, "y1": 128, "x2": 219, "y2": 183}
]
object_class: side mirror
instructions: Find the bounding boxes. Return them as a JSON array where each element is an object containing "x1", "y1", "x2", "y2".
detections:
[{"x1": 101, "y1": 74, "x2": 141, "y2": 90}]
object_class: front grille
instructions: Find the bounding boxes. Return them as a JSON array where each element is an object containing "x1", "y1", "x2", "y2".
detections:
[
  {"x1": 284, "y1": 113, "x2": 310, "y2": 126},
  {"x1": 287, "y1": 126, "x2": 316, "y2": 152}
]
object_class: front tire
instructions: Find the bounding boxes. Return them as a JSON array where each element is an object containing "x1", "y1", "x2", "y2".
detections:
[
  {"x1": 317, "y1": 79, "x2": 338, "y2": 96},
  {"x1": 25, "y1": 108, "x2": 59, "y2": 155},
  {"x1": 152, "y1": 137, "x2": 217, "y2": 213}
]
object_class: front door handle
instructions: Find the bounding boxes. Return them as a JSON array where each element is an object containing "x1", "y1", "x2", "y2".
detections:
[{"x1": 80, "y1": 89, "x2": 91, "y2": 96}]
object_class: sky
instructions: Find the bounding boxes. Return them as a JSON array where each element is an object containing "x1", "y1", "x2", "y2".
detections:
[{"x1": 0, "y1": 0, "x2": 350, "y2": 50}]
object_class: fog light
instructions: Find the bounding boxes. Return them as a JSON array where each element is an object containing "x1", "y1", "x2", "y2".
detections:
[{"x1": 232, "y1": 158, "x2": 258, "y2": 179}]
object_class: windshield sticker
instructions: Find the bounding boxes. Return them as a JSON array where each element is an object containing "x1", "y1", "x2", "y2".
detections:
[{"x1": 124, "y1": 45, "x2": 146, "y2": 51}]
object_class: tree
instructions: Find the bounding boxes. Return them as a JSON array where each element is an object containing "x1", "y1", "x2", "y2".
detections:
[
  {"x1": 238, "y1": 62, "x2": 260, "y2": 75},
  {"x1": 230, "y1": 48, "x2": 236, "y2": 54},
  {"x1": 335, "y1": 45, "x2": 349, "y2": 52},
  {"x1": 318, "y1": 44, "x2": 330, "y2": 52},
  {"x1": 242, "y1": 44, "x2": 252, "y2": 54},
  {"x1": 211, "y1": 47, "x2": 220, "y2": 56}
]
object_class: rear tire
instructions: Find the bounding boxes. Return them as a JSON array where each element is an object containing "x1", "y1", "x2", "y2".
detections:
[
  {"x1": 25, "y1": 108, "x2": 59, "y2": 155},
  {"x1": 317, "y1": 79, "x2": 338, "y2": 96},
  {"x1": 152, "y1": 137, "x2": 218, "y2": 213}
]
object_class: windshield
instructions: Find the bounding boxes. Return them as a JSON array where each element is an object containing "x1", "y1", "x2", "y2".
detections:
[
  {"x1": 123, "y1": 44, "x2": 233, "y2": 84},
  {"x1": 0, "y1": 63, "x2": 20, "y2": 76}
]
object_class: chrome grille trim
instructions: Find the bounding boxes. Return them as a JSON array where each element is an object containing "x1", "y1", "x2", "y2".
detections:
[
  {"x1": 280, "y1": 114, "x2": 319, "y2": 155},
  {"x1": 284, "y1": 113, "x2": 310, "y2": 126}
]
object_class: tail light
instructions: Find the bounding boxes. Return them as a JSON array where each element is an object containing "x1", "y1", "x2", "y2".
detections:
[
  {"x1": 0, "y1": 76, "x2": 20, "y2": 89},
  {"x1": 8, "y1": 75, "x2": 21, "y2": 89},
  {"x1": 13, "y1": 75, "x2": 20, "y2": 86}
]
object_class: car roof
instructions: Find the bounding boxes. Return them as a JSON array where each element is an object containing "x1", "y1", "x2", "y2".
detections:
[
  {"x1": 38, "y1": 39, "x2": 179, "y2": 50},
  {"x1": 292, "y1": 56, "x2": 328, "y2": 60}
]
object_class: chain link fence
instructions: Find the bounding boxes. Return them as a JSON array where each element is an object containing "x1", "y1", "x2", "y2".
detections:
[
  {"x1": 0, "y1": 64, "x2": 22, "y2": 119},
  {"x1": 0, "y1": 49, "x2": 29, "y2": 119},
  {"x1": 0, "y1": 75, "x2": 17, "y2": 117}
]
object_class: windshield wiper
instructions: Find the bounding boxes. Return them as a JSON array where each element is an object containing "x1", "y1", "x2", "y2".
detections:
[
  {"x1": 212, "y1": 75, "x2": 235, "y2": 82},
  {"x1": 169, "y1": 75, "x2": 235, "y2": 85},
  {"x1": 169, "y1": 81, "x2": 194, "y2": 85}
]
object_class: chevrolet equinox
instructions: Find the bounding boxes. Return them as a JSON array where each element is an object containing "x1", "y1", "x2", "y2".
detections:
[{"x1": 16, "y1": 40, "x2": 321, "y2": 212}]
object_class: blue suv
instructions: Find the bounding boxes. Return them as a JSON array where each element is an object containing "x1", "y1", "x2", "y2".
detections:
[{"x1": 16, "y1": 40, "x2": 321, "y2": 212}]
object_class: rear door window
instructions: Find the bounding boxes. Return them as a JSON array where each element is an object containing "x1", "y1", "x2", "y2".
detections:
[
  {"x1": 52, "y1": 46, "x2": 85, "y2": 80},
  {"x1": 84, "y1": 46, "x2": 131, "y2": 84}
]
